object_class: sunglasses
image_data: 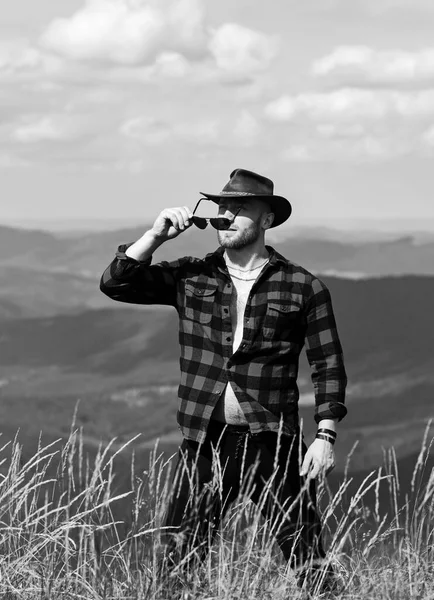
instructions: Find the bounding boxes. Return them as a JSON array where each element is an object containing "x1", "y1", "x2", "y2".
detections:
[{"x1": 190, "y1": 198, "x2": 242, "y2": 230}]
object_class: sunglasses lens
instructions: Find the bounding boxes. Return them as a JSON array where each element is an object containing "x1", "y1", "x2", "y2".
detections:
[
  {"x1": 192, "y1": 216, "x2": 207, "y2": 230},
  {"x1": 210, "y1": 218, "x2": 231, "y2": 230}
]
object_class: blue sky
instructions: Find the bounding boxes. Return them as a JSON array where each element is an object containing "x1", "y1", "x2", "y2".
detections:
[{"x1": 1, "y1": 0, "x2": 434, "y2": 229}]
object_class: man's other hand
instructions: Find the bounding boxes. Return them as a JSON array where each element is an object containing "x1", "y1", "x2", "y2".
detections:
[
  {"x1": 300, "y1": 438, "x2": 335, "y2": 479},
  {"x1": 151, "y1": 206, "x2": 193, "y2": 241}
]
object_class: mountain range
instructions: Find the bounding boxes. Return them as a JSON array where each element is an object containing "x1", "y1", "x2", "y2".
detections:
[{"x1": 2, "y1": 222, "x2": 434, "y2": 320}]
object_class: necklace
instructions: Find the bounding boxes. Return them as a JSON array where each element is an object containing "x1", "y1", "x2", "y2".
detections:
[
  {"x1": 226, "y1": 271, "x2": 259, "y2": 281},
  {"x1": 225, "y1": 257, "x2": 270, "y2": 273}
]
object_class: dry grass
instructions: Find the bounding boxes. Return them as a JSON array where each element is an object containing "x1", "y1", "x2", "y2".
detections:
[{"x1": 0, "y1": 421, "x2": 432, "y2": 600}]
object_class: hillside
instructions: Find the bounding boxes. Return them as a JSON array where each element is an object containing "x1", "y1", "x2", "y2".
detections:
[{"x1": 0, "y1": 273, "x2": 433, "y2": 482}]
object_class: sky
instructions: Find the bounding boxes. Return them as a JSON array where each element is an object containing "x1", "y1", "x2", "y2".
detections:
[{"x1": 1, "y1": 0, "x2": 434, "y2": 230}]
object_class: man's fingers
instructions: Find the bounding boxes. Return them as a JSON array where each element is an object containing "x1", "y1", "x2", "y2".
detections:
[
  {"x1": 300, "y1": 455, "x2": 311, "y2": 477},
  {"x1": 312, "y1": 465, "x2": 322, "y2": 479},
  {"x1": 152, "y1": 206, "x2": 196, "y2": 240},
  {"x1": 157, "y1": 209, "x2": 178, "y2": 232},
  {"x1": 179, "y1": 206, "x2": 193, "y2": 227},
  {"x1": 167, "y1": 207, "x2": 193, "y2": 230},
  {"x1": 326, "y1": 462, "x2": 335, "y2": 475},
  {"x1": 308, "y1": 461, "x2": 320, "y2": 480},
  {"x1": 163, "y1": 208, "x2": 190, "y2": 231}
]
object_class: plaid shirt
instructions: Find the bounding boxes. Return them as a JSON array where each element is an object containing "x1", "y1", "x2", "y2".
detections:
[{"x1": 100, "y1": 244, "x2": 347, "y2": 443}]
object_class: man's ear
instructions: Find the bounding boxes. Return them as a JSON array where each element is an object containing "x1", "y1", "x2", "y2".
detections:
[{"x1": 262, "y1": 212, "x2": 275, "y2": 230}]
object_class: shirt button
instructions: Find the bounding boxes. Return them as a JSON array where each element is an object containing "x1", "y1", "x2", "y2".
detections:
[
  {"x1": 224, "y1": 308, "x2": 229, "y2": 314},
  {"x1": 226, "y1": 336, "x2": 231, "y2": 342}
]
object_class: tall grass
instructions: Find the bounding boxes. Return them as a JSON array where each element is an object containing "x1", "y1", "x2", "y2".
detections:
[{"x1": 0, "y1": 422, "x2": 432, "y2": 599}]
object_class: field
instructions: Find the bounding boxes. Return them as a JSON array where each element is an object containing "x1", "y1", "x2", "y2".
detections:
[{"x1": 0, "y1": 422, "x2": 433, "y2": 600}]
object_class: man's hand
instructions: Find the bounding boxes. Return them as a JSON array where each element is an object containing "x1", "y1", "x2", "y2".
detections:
[
  {"x1": 300, "y1": 438, "x2": 335, "y2": 480},
  {"x1": 151, "y1": 206, "x2": 194, "y2": 241}
]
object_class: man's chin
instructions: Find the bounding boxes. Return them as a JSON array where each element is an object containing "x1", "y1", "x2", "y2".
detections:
[{"x1": 217, "y1": 230, "x2": 238, "y2": 248}]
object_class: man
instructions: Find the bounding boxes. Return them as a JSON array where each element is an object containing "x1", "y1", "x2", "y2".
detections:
[{"x1": 100, "y1": 168, "x2": 347, "y2": 593}]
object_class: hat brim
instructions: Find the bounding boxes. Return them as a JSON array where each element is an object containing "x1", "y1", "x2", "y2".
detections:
[{"x1": 200, "y1": 192, "x2": 292, "y2": 229}]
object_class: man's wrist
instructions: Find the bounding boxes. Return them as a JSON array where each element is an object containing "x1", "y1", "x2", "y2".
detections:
[
  {"x1": 316, "y1": 418, "x2": 338, "y2": 432},
  {"x1": 315, "y1": 419, "x2": 338, "y2": 445},
  {"x1": 125, "y1": 230, "x2": 164, "y2": 262}
]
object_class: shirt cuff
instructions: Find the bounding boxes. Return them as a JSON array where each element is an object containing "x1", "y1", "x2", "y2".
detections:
[
  {"x1": 314, "y1": 401, "x2": 347, "y2": 424},
  {"x1": 115, "y1": 243, "x2": 152, "y2": 265}
]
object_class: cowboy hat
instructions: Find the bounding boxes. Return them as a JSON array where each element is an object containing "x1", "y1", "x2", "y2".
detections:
[{"x1": 200, "y1": 168, "x2": 292, "y2": 228}]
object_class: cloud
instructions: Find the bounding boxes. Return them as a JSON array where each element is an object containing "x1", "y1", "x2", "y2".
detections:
[
  {"x1": 39, "y1": 0, "x2": 276, "y2": 78},
  {"x1": 313, "y1": 46, "x2": 434, "y2": 85},
  {"x1": 0, "y1": 153, "x2": 30, "y2": 168},
  {"x1": 36, "y1": 0, "x2": 278, "y2": 85},
  {"x1": 0, "y1": 1, "x2": 277, "y2": 171},
  {"x1": 299, "y1": 0, "x2": 434, "y2": 13},
  {"x1": 12, "y1": 113, "x2": 110, "y2": 143},
  {"x1": 40, "y1": 0, "x2": 207, "y2": 66},
  {"x1": 233, "y1": 111, "x2": 260, "y2": 146},
  {"x1": 422, "y1": 125, "x2": 434, "y2": 147},
  {"x1": 0, "y1": 40, "x2": 43, "y2": 73},
  {"x1": 281, "y1": 135, "x2": 412, "y2": 163},
  {"x1": 264, "y1": 86, "x2": 434, "y2": 162},
  {"x1": 264, "y1": 89, "x2": 434, "y2": 122},
  {"x1": 120, "y1": 111, "x2": 262, "y2": 149},
  {"x1": 153, "y1": 52, "x2": 190, "y2": 78},
  {"x1": 0, "y1": 40, "x2": 61, "y2": 80},
  {"x1": 316, "y1": 122, "x2": 366, "y2": 138},
  {"x1": 358, "y1": 0, "x2": 434, "y2": 12},
  {"x1": 208, "y1": 23, "x2": 278, "y2": 74},
  {"x1": 0, "y1": 1, "x2": 278, "y2": 98},
  {"x1": 13, "y1": 117, "x2": 69, "y2": 143},
  {"x1": 120, "y1": 116, "x2": 220, "y2": 146}
]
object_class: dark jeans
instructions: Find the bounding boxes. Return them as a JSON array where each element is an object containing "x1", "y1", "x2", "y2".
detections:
[{"x1": 160, "y1": 420, "x2": 326, "y2": 572}]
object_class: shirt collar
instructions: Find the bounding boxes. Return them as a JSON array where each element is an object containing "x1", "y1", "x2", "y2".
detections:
[{"x1": 205, "y1": 245, "x2": 287, "y2": 271}]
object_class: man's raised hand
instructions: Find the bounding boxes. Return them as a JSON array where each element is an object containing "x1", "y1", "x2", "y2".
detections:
[{"x1": 151, "y1": 206, "x2": 194, "y2": 241}]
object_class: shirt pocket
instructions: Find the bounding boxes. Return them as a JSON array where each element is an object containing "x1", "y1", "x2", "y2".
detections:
[
  {"x1": 184, "y1": 282, "x2": 218, "y2": 324},
  {"x1": 263, "y1": 300, "x2": 302, "y2": 340}
]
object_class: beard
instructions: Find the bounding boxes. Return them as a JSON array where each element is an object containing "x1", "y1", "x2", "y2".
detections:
[{"x1": 217, "y1": 217, "x2": 262, "y2": 250}]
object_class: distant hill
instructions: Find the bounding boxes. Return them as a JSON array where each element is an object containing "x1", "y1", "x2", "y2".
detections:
[
  {"x1": 2, "y1": 224, "x2": 434, "y2": 282},
  {"x1": 0, "y1": 225, "x2": 65, "y2": 261},
  {"x1": 0, "y1": 265, "x2": 115, "y2": 319},
  {"x1": 0, "y1": 273, "x2": 433, "y2": 481},
  {"x1": 3, "y1": 221, "x2": 434, "y2": 319},
  {"x1": 2, "y1": 274, "x2": 433, "y2": 385},
  {"x1": 278, "y1": 236, "x2": 434, "y2": 278}
]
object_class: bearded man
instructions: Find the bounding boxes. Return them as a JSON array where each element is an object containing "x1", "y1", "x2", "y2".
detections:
[{"x1": 100, "y1": 168, "x2": 348, "y2": 594}]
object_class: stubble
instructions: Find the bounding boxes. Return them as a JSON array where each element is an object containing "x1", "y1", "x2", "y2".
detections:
[{"x1": 217, "y1": 217, "x2": 262, "y2": 250}]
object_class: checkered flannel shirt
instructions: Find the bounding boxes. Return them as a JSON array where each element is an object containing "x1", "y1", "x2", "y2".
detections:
[{"x1": 100, "y1": 244, "x2": 347, "y2": 443}]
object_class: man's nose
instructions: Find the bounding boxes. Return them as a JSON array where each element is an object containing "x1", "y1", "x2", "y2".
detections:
[{"x1": 219, "y1": 206, "x2": 237, "y2": 217}]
